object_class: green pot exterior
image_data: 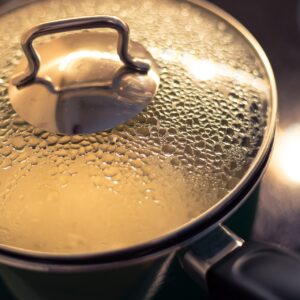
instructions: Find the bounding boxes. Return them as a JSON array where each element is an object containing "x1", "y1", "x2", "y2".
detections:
[{"x1": 0, "y1": 254, "x2": 175, "y2": 300}]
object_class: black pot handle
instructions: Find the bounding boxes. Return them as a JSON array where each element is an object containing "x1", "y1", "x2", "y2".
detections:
[
  {"x1": 207, "y1": 241, "x2": 300, "y2": 300},
  {"x1": 180, "y1": 226, "x2": 300, "y2": 300}
]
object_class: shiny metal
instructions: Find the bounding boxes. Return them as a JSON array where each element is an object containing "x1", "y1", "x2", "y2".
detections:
[
  {"x1": 0, "y1": 0, "x2": 278, "y2": 299},
  {"x1": 180, "y1": 225, "x2": 244, "y2": 289},
  {"x1": 12, "y1": 16, "x2": 150, "y2": 89},
  {"x1": 9, "y1": 28, "x2": 159, "y2": 134}
]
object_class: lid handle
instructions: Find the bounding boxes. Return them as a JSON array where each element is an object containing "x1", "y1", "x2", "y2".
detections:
[{"x1": 12, "y1": 16, "x2": 150, "y2": 88}]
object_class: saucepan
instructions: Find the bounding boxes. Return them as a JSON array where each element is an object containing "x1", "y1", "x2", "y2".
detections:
[{"x1": 0, "y1": 0, "x2": 300, "y2": 299}]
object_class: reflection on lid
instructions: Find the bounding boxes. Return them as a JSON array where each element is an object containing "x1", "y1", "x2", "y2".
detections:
[
  {"x1": 151, "y1": 48, "x2": 269, "y2": 94},
  {"x1": 58, "y1": 50, "x2": 120, "y2": 72}
]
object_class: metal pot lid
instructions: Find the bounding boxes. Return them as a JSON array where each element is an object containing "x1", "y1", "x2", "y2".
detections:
[
  {"x1": 9, "y1": 16, "x2": 160, "y2": 134},
  {"x1": 0, "y1": 0, "x2": 276, "y2": 254}
]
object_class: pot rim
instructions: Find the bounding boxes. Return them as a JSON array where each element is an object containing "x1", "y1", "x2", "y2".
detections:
[{"x1": 0, "y1": 0, "x2": 277, "y2": 267}]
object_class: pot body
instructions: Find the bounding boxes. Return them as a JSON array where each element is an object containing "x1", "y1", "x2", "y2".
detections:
[
  {"x1": 0, "y1": 253, "x2": 174, "y2": 300},
  {"x1": 0, "y1": 187, "x2": 259, "y2": 300}
]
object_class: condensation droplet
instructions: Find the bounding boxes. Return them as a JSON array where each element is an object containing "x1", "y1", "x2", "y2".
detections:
[
  {"x1": 162, "y1": 144, "x2": 176, "y2": 155},
  {"x1": 10, "y1": 136, "x2": 25, "y2": 150}
]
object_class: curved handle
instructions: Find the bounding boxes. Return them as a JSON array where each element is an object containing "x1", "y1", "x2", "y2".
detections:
[
  {"x1": 12, "y1": 16, "x2": 150, "y2": 88},
  {"x1": 181, "y1": 226, "x2": 300, "y2": 300},
  {"x1": 206, "y1": 242, "x2": 300, "y2": 300}
]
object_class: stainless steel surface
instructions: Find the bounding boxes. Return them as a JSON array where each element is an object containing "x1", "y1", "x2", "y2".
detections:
[
  {"x1": 9, "y1": 16, "x2": 159, "y2": 134},
  {"x1": 9, "y1": 31, "x2": 159, "y2": 134},
  {"x1": 12, "y1": 16, "x2": 150, "y2": 88},
  {"x1": 181, "y1": 225, "x2": 244, "y2": 289}
]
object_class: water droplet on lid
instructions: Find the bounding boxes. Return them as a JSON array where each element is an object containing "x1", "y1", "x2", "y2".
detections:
[
  {"x1": 186, "y1": 145, "x2": 195, "y2": 156},
  {"x1": 162, "y1": 144, "x2": 176, "y2": 156},
  {"x1": 39, "y1": 140, "x2": 47, "y2": 148},
  {"x1": 57, "y1": 149, "x2": 68, "y2": 157},
  {"x1": 28, "y1": 137, "x2": 40, "y2": 147},
  {"x1": 59, "y1": 136, "x2": 71, "y2": 144},
  {"x1": 103, "y1": 166, "x2": 118, "y2": 178},
  {"x1": 80, "y1": 140, "x2": 90, "y2": 146},
  {"x1": 13, "y1": 117, "x2": 27, "y2": 126},
  {"x1": 214, "y1": 144, "x2": 223, "y2": 155},
  {"x1": 47, "y1": 136, "x2": 58, "y2": 145},
  {"x1": 170, "y1": 157, "x2": 180, "y2": 166},
  {"x1": 1, "y1": 158, "x2": 11, "y2": 169},
  {"x1": 102, "y1": 153, "x2": 114, "y2": 163},
  {"x1": 88, "y1": 136, "x2": 97, "y2": 143},
  {"x1": 11, "y1": 136, "x2": 26, "y2": 150},
  {"x1": 0, "y1": 146, "x2": 12, "y2": 156},
  {"x1": 41, "y1": 132, "x2": 49, "y2": 139},
  {"x1": 72, "y1": 135, "x2": 83, "y2": 144},
  {"x1": 30, "y1": 156, "x2": 38, "y2": 165},
  {"x1": 250, "y1": 101, "x2": 259, "y2": 113},
  {"x1": 228, "y1": 92, "x2": 239, "y2": 101},
  {"x1": 85, "y1": 154, "x2": 97, "y2": 163},
  {"x1": 136, "y1": 127, "x2": 150, "y2": 137},
  {"x1": 107, "y1": 145, "x2": 116, "y2": 153},
  {"x1": 16, "y1": 151, "x2": 28, "y2": 162},
  {"x1": 127, "y1": 151, "x2": 137, "y2": 159},
  {"x1": 96, "y1": 150, "x2": 103, "y2": 158},
  {"x1": 194, "y1": 141, "x2": 205, "y2": 149},
  {"x1": 131, "y1": 159, "x2": 143, "y2": 168},
  {"x1": 141, "y1": 165, "x2": 155, "y2": 179},
  {"x1": 69, "y1": 150, "x2": 78, "y2": 160},
  {"x1": 70, "y1": 144, "x2": 80, "y2": 150},
  {"x1": 241, "y1": 136, "x2": 251, "y2": 148},
  {"x1": 33, "y1": 128, "x2": 44, "y2": 136},
  {"x1": 115, "y1": 146, "x2": 126, "y2": 155},
  {"x1": 168, "y1": 128, "x2": 177, "y2": 136},
  {"x1": 85, "y1": 145, "x2": 94, "y2": 152}
]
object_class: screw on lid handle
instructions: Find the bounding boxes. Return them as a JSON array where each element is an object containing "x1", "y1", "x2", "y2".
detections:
[{"x1": 12, "y1": 15, "x2": 151, "y2": 89}]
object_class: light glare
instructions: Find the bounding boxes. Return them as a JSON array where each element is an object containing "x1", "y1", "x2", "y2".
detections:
[{"x1": 276, "y1": 124, "x2": 300, "y2": 183}]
